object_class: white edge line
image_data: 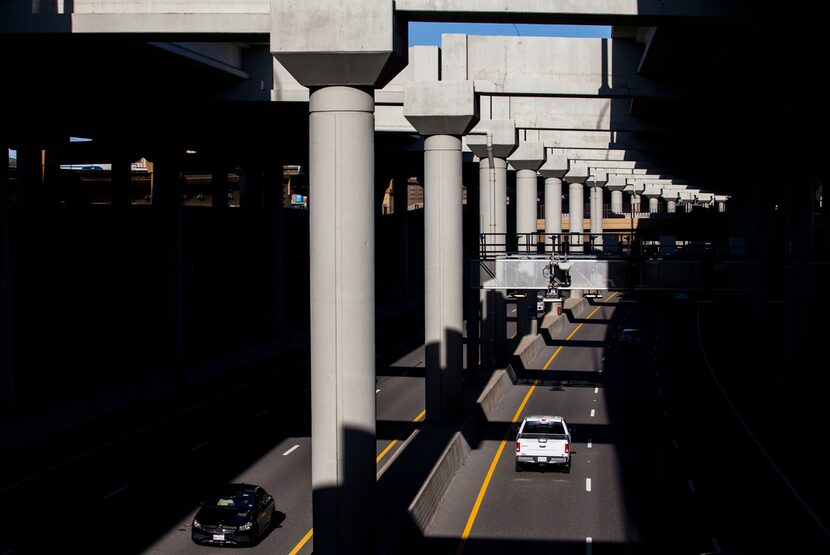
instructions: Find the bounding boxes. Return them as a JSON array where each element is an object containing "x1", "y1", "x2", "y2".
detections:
[{"x1": 282, "y1": 444, "x2": 300, "y2": 456}]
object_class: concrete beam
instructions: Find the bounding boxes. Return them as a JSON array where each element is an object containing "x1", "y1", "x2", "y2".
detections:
[{"x1": 394, "y1": 0, "x2": 752, "y2": 23}]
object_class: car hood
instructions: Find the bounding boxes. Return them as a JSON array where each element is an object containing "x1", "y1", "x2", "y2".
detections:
[{"x1": 195, "y1": 506, "x2": 253, "y2": 527}]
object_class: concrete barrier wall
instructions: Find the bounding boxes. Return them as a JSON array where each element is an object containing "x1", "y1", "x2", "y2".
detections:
[{"x1": 405, "y1": 295, "x2": 590, "y2": 533}]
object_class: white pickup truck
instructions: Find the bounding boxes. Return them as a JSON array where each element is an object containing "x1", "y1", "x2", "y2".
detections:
[{"x1": 515, "y1": 415, "x2": 571, "y2": 473}]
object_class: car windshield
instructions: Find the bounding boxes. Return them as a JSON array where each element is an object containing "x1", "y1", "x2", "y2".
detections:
[
  {"x1": 204, "y1": 488, "x2": 256, "y2": 509},
  {"x1": 522, "y1": 420, "x2": 565, "y2": 435}
]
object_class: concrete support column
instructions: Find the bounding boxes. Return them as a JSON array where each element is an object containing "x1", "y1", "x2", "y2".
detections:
[
  {"x1": 308, "y1": 86, "x2": 377, "y2": 553},
  {"x1": 569, "y1": 182, "x2": 584, "y2": 253},
  {"x1": 423, "y1": 134, "x2": 464, "y2": 424},
  {"x1": 1, "y1": 145, "x2": 13, "y2": 409},
  {"x1": 493, "y1": 160, "x2": 508, "y2": 367},
  {"x1": 478, "y1": 157, "x2": 508, "y2": 254},
  {"x1": 544, "y1": 177, "x2": 563, "y2": 251},
  {"x1": 649, "y1": 197, "x2": 660, "y2": 214},
  {"x1": 630, "y1": 194, "x2": 642, "y2": 214},
  {"x1": 152, "y1": 151, "x2": 183, "y2": 362},
  {"x1": 686, "y1": 201, "x2": 694, "y2": 213},
  {"x1": 590, "y1": 185, "x2": 604, "y2": 251},
  {"x1": 478, "y1": 157, "x2": 508, "y2": 366},
  {"x1": 667, "y1": 199, "x2": 677, "y2": 213},
  {"x1": 516, "y1": 169, "x2": 538, "y2": 253},
  {"x1": 718, "y1": 201, "x2": 726, "y2": 213},
  {"x1": 611, "y1": 190, "x2": 624, "y2": 215},
  {"x1": 477, "y1": 158, "x2": 497, "y2": 371},
  {"x1": 393, "y1": 176, "x2": 410, "y2": 296}
]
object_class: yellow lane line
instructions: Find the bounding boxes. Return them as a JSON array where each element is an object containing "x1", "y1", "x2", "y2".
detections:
[
  {"x1": 456, "y1": 293, "x2": 618, "y2": 554},
  {"x1": 287, "y1": 408, "x2": 426, "y2": 555},
  {"x1": 287, "y1": 527, "x2": 313, "y2": 555}
]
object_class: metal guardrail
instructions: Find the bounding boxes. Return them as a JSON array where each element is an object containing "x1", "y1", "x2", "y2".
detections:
[{"x1": 479, "y1": 233, "x2": 813, "y2": 260}]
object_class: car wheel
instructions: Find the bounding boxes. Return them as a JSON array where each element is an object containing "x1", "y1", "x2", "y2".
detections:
[{"x1": 515, "y1": 461, "x2": 523, "y2": 472}]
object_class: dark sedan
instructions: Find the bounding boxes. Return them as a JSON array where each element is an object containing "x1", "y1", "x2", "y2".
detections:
[{"x1": 192, "y1": 483, "x2": 275, "y2": 546}]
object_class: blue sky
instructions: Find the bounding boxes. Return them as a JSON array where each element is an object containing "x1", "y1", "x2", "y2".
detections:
[{"x1": 409, "y1": 22, "x2": 611, "y2": 46}]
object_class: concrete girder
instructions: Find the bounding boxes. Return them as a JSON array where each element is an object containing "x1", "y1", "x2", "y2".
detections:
[
  {"x1": 465, "y1": 119, "x2": 518, "y2": 159},
  {"x1": 394, "y1": 0, "x2": 754, "y2": 23}
]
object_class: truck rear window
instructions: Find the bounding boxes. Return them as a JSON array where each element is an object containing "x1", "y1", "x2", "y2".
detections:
[{"x1": 522, "y1": 421, "x2": 565, "y2": 435}]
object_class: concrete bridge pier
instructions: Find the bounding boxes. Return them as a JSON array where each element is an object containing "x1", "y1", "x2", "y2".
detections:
[
  {"x1": 539, "y1": 153, "x2": 568, "y2": 254},
  {"x1": 404, "y1": 80, "x2": 478, "y2": 423},
  {"x1": 587, "y1": 171, "x2": 607, "y2": 252},
  {"x1": 271, "y1": 2, "x2": 407, "y2": 551},
  {"x1": 508, "y1": 141, "x2": 544, "y2": 339},
  {"x1": 564, "y1": 162, "x2": 588, "y2": 254},
  {"x1": 467, "y1": 120, "x2": 517, "y2": 371}
]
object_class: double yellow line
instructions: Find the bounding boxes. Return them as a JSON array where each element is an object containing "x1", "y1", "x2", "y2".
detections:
[
  {"x1": 456, "y1": 293, "x2": 617, "y2": 554},
  {"x1": 287, "y1": 408, "x2": 427, "y2": 555}
]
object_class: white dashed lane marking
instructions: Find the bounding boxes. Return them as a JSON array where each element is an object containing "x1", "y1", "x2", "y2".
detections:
[{"x1": 282, "y1": 445, "x2": 300, "y2": 456}]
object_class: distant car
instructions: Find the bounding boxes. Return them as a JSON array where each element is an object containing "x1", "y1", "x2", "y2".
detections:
[
  {"x1": 618, "y1": 328, "x2": 643, "y2": 346},
  {"x1": 674, "y1": 291, "x2": 690, "y2": 301},
  {"x1": 192, "y1": 483, "x2": 275, "y2": 546},
  {"x1": 536, "y1": 297, "x2": 545, "y2": 312}
]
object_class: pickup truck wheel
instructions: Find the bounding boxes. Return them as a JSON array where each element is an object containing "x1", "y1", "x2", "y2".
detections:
[
  {"x1": 515, "y1": 461, "x2": 524, "y2": 472},
  {"x1": 562, "y1": 463, "x2": 571, "y2": 474}
]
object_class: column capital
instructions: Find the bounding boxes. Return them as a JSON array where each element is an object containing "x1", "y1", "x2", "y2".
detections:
[
  {"x1": 586, "y1": 170, "x2": 608, "y2": 188},
  {"x1": 563, "y1": 162, "x2": 589, "y2": 184},
  {"x1": 271, "y1": 0, "x2": 407, "y2": 88},
  {"x1": 539, "y1": 153, "x2": 568, "y2": 179},
  {"x1": 507, "y1": 141, "x2": 546, "y2": 172},
  {"x1": 465, "y1": 119, "x2": 517, "y2": 159},
  {"x1": 404, "y1": 81, "x2": 479, "y2": 136}
]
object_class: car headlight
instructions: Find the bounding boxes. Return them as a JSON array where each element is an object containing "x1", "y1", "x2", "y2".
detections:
[
  {"x1": 192, "y1": 519, "x2": 203, "y2": 529},
  {"x1": 238, "y1": 521, "x2": 254, "y2": 531}
]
